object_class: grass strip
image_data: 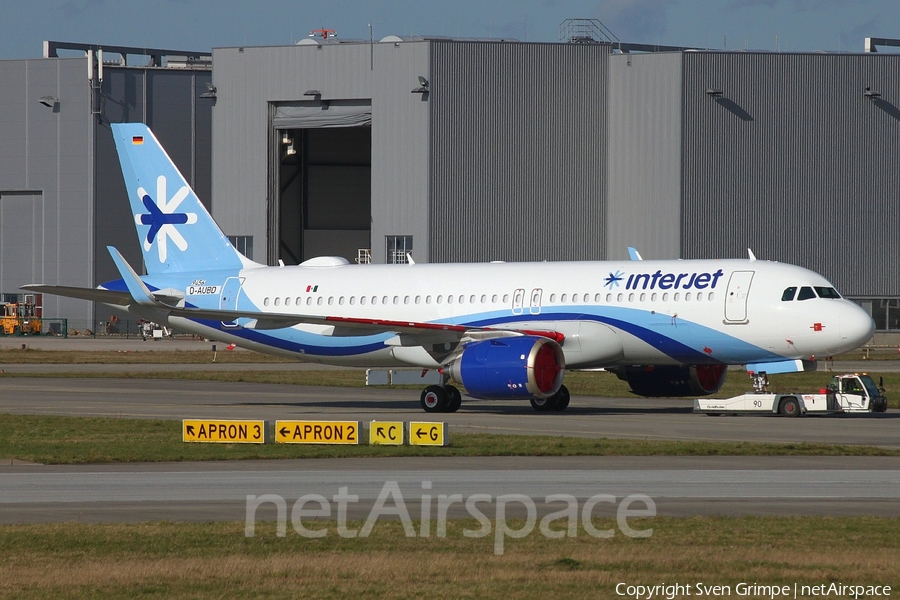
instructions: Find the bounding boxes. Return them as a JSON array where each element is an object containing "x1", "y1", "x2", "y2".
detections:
[
  {"x1": 0, "y1": 517, "x2": 897, "y2": 599},
  {"x1": 1, "y1": 413, "x2": 898, "y2": 464}
]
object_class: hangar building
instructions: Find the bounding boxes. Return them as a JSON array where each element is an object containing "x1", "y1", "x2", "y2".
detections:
[
  {"x1": 209, "y1": 31, "x2": 900, "y2": 331},
  {"x1": 0, "y1": 42, "x2": 212, "y2": 325},
  {"x1": 1, "y1": 28, "x2": 900, "y2": 333}
]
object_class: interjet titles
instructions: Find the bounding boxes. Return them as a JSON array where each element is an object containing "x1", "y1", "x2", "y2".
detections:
[{"x1": 625, "y1": 269, "x2": 724, "y2": 292}]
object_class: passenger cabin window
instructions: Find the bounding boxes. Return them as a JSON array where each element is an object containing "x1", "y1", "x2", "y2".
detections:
[
  {"x1": 782, "y1": 287, "x2": 797, "y2": 301},
  {"x1": 797, "y1": 287, "x2": 816, "y2": 301},
  {"x1": 815, "y1": 287, "x2": 841, "y2": 299}
]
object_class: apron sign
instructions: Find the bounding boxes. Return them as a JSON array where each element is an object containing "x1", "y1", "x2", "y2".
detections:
[
  {"x1": 182, "y1": 419, "x2": 267, "y2": 443},
  {"x1": 275, "y1": 420, "x2": 361, "y2": 444},
  {"x1": 369, "y1": 421, "x2": 405, "y2": 445},
  {"x1": 409, "y1": 422, "x2": 448, "y2": 447}
]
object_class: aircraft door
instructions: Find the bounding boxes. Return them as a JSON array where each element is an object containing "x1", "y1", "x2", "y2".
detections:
[
  {"x1": 529, "y1": 288, "x2": 543, "y2": 315},
  {"x1": 512, "y1": 288, "x2": 525, "y2": 315},
  {"x1": 220, "y1": 277, "x2": 245, "y2": 328},
  {"x1": 839, "y1": 377, "x2": 865, "y2": 410},
  {"x1": 724, "y1": 271, "x2": 754, "y2": 323}
]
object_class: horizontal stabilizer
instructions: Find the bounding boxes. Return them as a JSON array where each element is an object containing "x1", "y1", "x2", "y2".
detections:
[{"x1": 20, "y1": 284, "x2": 132, "y2": 306}]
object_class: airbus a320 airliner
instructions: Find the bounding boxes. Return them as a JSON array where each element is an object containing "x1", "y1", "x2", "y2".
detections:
[{"x1": 25, "y1": 123, "x2": 875, "y2": 412}]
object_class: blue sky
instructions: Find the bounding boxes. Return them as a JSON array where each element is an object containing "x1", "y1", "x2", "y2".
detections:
[{"x1": 1, "y1": 0, "x2": 898, "y2": 58}]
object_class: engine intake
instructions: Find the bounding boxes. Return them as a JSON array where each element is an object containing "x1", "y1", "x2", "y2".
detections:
[{"x1": 447, "y1": 336, "x2": 565, "y2": 399}]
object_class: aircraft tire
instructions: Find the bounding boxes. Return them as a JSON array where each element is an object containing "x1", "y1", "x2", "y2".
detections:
[
  {"x1": 530, "y1": 396, "x2": 554, "y2": 411},
  {"x1": 549, "y1": 385, "x2": 570, "y2": 411},
  {"x1": 421, "y1": 385, "x2": 448, "y2": 413},
  {"x1": 779, "y1": 396, "x2": 801, "y2": 417},
  {"x1": 445, "y1": 386, "x2": 462, "y2": 412}
]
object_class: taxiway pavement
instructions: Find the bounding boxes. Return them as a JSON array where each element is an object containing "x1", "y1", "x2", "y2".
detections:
[{"x1": 1, "y1": 337, "x2": 898, "y2": 523}]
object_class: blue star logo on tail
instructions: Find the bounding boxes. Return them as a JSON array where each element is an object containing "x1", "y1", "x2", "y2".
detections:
[
  {"x1": 604, "y1": 269, "x2": 624, "y2": 289},
  {"x1": 134, "y1": 175, "x2": 197, "y2": 263}
]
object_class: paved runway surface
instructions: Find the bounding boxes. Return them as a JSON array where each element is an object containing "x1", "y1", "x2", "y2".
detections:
[{"x1": 1, "y1": 336, "x2": 899, "y2": 523}]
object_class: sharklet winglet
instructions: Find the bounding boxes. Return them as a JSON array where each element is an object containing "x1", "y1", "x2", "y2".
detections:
[{"x1": 107, "y1": 246, "x2": 165, "y2": 309}]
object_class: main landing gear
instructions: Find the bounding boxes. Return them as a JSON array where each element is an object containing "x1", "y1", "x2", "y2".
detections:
[
  {"x1": 419, "y1": 384, "x2": 572, "y2": 413},
  {"x1": 529, "y1": 385, "x2": 570, "y2": 412},
  {"x1": 420, "y1": 385, "x2": 462, "y2": 413}
]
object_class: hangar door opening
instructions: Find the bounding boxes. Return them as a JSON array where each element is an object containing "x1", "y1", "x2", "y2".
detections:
[{"x1": 270, "y1": 100, "x2": 371, "y2": 266}]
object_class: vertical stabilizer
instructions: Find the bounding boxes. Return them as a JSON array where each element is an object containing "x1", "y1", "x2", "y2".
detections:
[{"x1": 111, "y1": 123, "x2": 256, "y2": 274}]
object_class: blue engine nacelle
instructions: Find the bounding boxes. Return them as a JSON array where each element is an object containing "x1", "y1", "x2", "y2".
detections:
[{"x1": 446, "y1": 336, "x2": 565, "y2": 399}]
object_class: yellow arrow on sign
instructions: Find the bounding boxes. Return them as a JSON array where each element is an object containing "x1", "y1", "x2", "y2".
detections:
[
  {"x1": 275, "y1": 420, "x2": 361, "y2": 444},
  {"x1": 409, "y1": 422, "x2": 448, "y2": 447},
  {"x1": 369, "y1": 421, "x2": 405, "y2": 445},
  {"x1": 182, "y1": 419, "x2": 267, "y2": 444}
]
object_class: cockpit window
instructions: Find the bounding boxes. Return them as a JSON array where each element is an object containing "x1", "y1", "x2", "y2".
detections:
[
  {"x1": 781, "y1": 287, "x2": 797, "y2": 301},
  {"x1": 797, "y1": 286, "x2": 816, "y2": 301},
  {"x1": 815, "y1": 286, "x2": 841, "y2": 299}
]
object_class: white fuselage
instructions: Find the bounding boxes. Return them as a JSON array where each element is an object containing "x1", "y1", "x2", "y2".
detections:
[{"x1": 140, "y1": 257, "x2": 874, "y2": 369}]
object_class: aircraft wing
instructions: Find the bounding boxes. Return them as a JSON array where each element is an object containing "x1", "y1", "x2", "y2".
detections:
[
  {"x1": 182, "y1": 305, "x2": 563, "y2": 342},
  {"x1": 23, "y1": 281, "x2": 562, "y2": 341},
  {"x1": 24, "y1": 248, "x2": 565, "y2": 344}
]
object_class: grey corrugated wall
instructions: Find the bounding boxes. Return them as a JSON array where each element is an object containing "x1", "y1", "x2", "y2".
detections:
[
  {"x1": 368, "y1": 41, "x2": 431, "y2": 263},
  {"x1": 0, "y1": 55, "x2": 210, "y2": 324},
  {"x1": 681, "y1": 51, "x2": 900, "y2": 297},
  {"x1": 0, "y1": 57, "x2": 93, "y2": 322},
  {"x1": 429, "y1": 41, "x2": 610, "y2": 263},
  {"x1": 606, "y1": 52, "x2": 683, "y2": 261}
]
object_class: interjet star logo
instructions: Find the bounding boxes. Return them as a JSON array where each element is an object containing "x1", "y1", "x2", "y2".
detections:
[
  {"x1": 135, "y1": 175, "x2": 197, "y2": 262},
  {"x1": 604, "y1": 270, "x2": 624, "y2": 289}
]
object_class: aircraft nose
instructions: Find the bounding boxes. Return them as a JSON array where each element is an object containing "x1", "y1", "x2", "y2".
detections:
[{"x1": 840, "y1": 301, "x2": 875, "y2": 349}]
